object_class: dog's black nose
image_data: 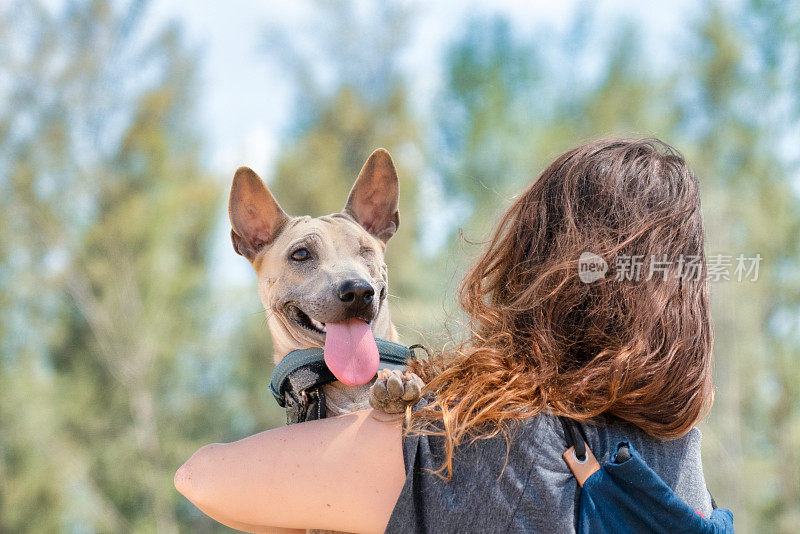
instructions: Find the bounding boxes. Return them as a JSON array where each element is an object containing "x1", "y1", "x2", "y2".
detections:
[{"x1": 338, "y1": 279, "x2": 374, "y2": 305}]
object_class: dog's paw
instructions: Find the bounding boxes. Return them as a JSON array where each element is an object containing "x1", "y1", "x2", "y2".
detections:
[{"x1": 369, "y1": 369, "x2": 424, "y2": 414}]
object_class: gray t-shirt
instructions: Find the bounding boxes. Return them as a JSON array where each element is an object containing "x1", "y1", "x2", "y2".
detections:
[{"x1": 386, "y1": 413, "x2": 711, "y2": 533}]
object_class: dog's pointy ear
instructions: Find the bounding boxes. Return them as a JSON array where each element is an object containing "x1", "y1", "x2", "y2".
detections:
[
  {"x1": 229, "y1": 167, "x2": 289, "y2": 261},
  {"x1": 344, "y1": 148, "x2": 400, "y2": 243}
]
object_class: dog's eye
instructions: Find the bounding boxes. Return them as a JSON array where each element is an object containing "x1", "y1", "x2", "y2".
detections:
[{"x1": 290, "y1": 248, "x2": 310, "y2": 262}]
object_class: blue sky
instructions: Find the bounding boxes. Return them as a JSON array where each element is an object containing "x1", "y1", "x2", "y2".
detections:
[{"x1": 151, "y1": 0, "x2": 697, "y2": 180}]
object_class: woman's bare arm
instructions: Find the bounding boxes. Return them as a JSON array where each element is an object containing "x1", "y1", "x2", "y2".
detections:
[
  {"x1": 192, "y1": 501, "x2": 304, "y2": 534},
  {"x1": 174, "y1": 409, "x2": 406, "y2": 533}
]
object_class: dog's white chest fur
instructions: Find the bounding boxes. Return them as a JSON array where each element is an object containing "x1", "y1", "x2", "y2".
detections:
[{"x1": 322, "y1": 380, "x2": 374, "y2": 416}]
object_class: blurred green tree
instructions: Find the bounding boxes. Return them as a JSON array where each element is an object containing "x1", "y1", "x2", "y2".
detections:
[
  {"x1": 0, "y1": 1, "x2": 250, "y2": 531},
  {"x1": 682, "y1": 4, "x2": 800, "y2": 531}
]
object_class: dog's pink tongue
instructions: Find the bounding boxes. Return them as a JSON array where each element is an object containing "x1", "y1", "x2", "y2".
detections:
[{"x1": 323, "y1": 318, "x2": 379, "y2": 386}]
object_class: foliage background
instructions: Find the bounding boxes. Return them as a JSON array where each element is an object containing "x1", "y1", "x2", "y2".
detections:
[{"x1": 1, "y1": 0, "x2": 798, "y2": 532}]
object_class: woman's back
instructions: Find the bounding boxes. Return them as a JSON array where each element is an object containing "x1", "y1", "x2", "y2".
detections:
[{"x1": 388, "y1": 413, "x2": 712, "y2": 533}]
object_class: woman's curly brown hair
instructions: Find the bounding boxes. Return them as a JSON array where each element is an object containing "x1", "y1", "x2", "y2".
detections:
[{"x1": 408, "y1": 138, "x2": 713, "y2": 479}]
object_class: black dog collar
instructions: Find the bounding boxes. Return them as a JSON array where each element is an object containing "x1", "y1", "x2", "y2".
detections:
[{"x1": 268, "y1": 339, "x2": 412, "y2": 424}]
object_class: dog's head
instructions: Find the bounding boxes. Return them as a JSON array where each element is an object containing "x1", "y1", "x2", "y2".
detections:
[{"x1": 228, "y1": 149, "x2": 399, "y2": 385}]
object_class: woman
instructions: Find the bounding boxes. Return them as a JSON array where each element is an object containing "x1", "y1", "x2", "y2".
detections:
[{"x1": 175, "y1": 138, "x2": 716, "y2": 533}]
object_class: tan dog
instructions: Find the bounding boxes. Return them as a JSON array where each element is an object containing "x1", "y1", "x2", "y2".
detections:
[{"x1": 229, "y1": 149, "x2": 419, "y2": 416}]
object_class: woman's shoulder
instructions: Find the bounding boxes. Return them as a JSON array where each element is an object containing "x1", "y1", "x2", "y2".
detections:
[
  {"x1": 387, "y1": 412, "x2": 576, "y2": 533},
  {"x1": 569, "y1": 415, "x2": 712, "y2": 517},
  {"x1": 401, "y1": 410, "x2": 705, "y2": 472},
  {"x1": 402, "y1": 410, "x2": 570, "y2": 472},
  {"x1": 578, "y1": 415, "x2": 705, "y2": 472},
  {"x1": 388, "y1": 412, "x2": 711, "y2": 532},
  {"x1": 509, "y1": 413, "x2": 712, "y2": 523}
]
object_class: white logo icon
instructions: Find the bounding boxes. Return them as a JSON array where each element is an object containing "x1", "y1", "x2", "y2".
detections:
[{"x1": 578, "y1": 252, "x2": 608, "y2": 283}]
